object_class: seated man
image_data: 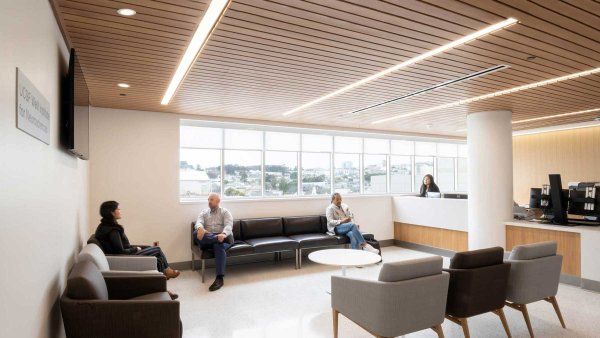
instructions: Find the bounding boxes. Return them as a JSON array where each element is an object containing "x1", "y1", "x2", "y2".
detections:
[
  {"x1": 326, "y1": 193, "x2": 379, "y2": 254},
  {"x1": 194, "y1": 192, "x2": 233, "y2": 291}
]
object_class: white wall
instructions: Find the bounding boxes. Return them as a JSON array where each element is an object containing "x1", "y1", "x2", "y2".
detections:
[
  {"x1": 0, "y1": 1, "x2": 89, "y2": 337},
  {"x1": 89, "y1": 107, "x2": 394, "y2": 263}
]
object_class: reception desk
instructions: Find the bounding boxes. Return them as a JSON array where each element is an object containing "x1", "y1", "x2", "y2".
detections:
[{"x1": 393, "y1": 196, "x2": 468, "y2": 252}]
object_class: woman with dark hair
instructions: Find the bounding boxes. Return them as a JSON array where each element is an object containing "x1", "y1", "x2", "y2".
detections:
[
  {"x1": 419, "y1": 174, "x2": 440, "y2": 197},
  {"x1": 94, "y1": 201, "x2": 180, "y2": 280}
]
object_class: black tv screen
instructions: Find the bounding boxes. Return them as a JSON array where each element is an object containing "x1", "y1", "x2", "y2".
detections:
[{"x1": 61, "y1": 48, "x2": 90, "y2": 160}]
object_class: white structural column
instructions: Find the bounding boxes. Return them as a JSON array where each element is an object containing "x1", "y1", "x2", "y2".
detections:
[{"x1": 467, "y1": 110, "x2": 513, "y2": 249}]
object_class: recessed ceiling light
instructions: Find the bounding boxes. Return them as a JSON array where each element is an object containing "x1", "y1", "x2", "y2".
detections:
[
  {"x1": 512, "y1": 108, "x2": 600, "y2": 124},
  {"x1": 117, "y1": 83, "x2": 130, "y2": 88},
  {"x1": 282, "y1": 17, "x2": 518, "y2": 117},
  {"x1": 161, "y1": 0, "x2": 231, "y2": 105},
  {"x1": 117, "y1": 8, "x2": 136, "y2": 16},
  {"x1": 372, "y1": 67, "x2": 600, "y2": 125}
]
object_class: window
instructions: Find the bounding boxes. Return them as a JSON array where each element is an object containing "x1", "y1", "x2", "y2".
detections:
[
  {"x1": 363, "y1": 154, "x2": 387, "y2": 194},
  {"x1": 437, "y1": 157, "x2": 455, "y2": 192},
  {"x1": 223, "y1": 150, "x2": 262, "y2": 197},
  {"x1": 180, "y1": 148, "x2": 221, "y2": 199},
  {"x1": 179, "y1": 121, "x2": 467, "y2": 200},
  {"x1": 334, "y1": 153, "x2": 360, "y2": 194},
  {"x1": 264, "y1": 151, "x2": 298, "y2": 196},
  {"x1": 301, "y1": 152, "x2": 331, "y2": 195},
  {"x1": 390, "y1": 156, "x2": 412, "y2": 193},
  {"x1": 457, "y1": 158, "x2": 468, "y2": 191},
  {"x1": 414, "y1": 156, "x2": 434, "y2": 192}
]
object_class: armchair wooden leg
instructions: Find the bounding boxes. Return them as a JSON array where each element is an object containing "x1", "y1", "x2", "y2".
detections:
[
  {"x1": 493, "y1": 308, "x2": 512, "y2": 338},
  {"x1": 446, "y1": 315, "x2": 469, "y2": 338},
  {"x1": 506, "y1": 302, "x2": 534, "y2": 337},
  {"x1": 332, "y1": 309, "x2": 339, "y2": 338},
  {"x1": 545, "y1": 296, "x2": 566, "y2": 328},
  {"x1": 431, "y1": 324, "x2": 444, "y2": 338}
]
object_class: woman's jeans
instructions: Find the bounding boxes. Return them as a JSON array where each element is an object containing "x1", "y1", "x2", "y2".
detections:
[
  {"x1": 135, "y1": 246, "x2": 170, "y2": 272},
  {"x1": 335, "y1": 222, "x2": 366, "y2": 249}
]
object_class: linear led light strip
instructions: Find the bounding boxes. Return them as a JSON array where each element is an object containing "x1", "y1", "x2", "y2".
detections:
[
  {"x1": 161, "y1": 0, "x2": 231, "y2": 105},
  {"x1": 512, "y1": 108, "x2": 600, "y2": 124},
  {"x1": 282, "y1": 18, "x2": 518, "y2": 117},
  {"x1": 349, "y1": 65, "x2": 509, "y2": 115},
  {"x1": 372, "y1": 67, "x2": 600, "y2": 124}
]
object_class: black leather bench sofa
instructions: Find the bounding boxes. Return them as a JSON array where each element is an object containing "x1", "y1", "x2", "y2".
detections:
[{"x1": 190, "y1": 215, "x2": 373, "y2": 282}]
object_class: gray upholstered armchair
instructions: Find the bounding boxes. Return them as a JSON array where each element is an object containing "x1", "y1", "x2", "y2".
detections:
[
  {"x1": 78, "y1": 243, "x2": 160, "y2": 277},
  {"x1": 331, "y1": 256, "x2": 449, "y2": 338},
  {"x1": 505, "y1": 241, "x2": 565, "y2": 337},
  {"x1": 61, "y1": 260, "x2": 182, "y2": 338}
]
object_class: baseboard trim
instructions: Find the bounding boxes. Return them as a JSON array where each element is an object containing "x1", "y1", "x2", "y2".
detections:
[
  {"x1": 394, "y1": 241, "x2": 599, "y2": 292},
  {"x1": 172, "y1": 238, "x2": 395, "y2": 271}
]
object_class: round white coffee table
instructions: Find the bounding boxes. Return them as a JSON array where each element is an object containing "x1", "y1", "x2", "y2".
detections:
[{"x1": 308, "y1": 249, "x2": 382, "y2": 276}]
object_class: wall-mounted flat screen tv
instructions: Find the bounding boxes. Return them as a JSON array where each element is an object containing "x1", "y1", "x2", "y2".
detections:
[{"x1": 61, "y1": 48, "x2": 89, "y2": 160}]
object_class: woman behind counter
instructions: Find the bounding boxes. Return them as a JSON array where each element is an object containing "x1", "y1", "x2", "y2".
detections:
[
  {"x1": 419, "y1": 174, "x2": 440, "y2": 197},
  {"x1": 94, "y1": 200, "x2": 180, "y2": 279}
]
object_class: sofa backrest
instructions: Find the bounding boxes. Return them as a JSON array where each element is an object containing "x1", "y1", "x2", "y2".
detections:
[
  {"x1": 450, "y1": 246, "x2": 504, "y2": 269},
  {"x1": 78, "y1": 243, "x2": 110, "y2": 271},
  {"x1": 241, "y1": 218, "x2": 284, "y2": 239},
  {"x1": 66, "y1": 260, "x2": 109, "y2": 300},
  {"x1": 319, "y1": 215, "x2": 328, "y2": 233},
  {"x1": 283, "y1": 216, "x2": 323, "y2": 235},
  {"x1": 508, "y1": 241, "x2": 557, "y2": 260},
  {"x1": 378, "y1": 256, "x2": 443, "y2": 282}
]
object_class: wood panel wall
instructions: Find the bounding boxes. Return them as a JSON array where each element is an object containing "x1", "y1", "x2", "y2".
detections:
[
  {"x1": 505, "y1": 225, "x2": 581, "y2": 277},
  {"x1": 513, "y1": 126, "x2": 600, "y2": 204},
  {"x1": 394, "y1": 222, "x2": 468, "y2": 252}
]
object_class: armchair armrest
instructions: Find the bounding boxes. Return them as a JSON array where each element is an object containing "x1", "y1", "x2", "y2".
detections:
[
  {"x1": 101, "y1": 270, "x2": 163, "y2": 278},
  {"x1": 107, "y1": 255, "x2": 157, "y2": 271},
  {"x1": 104, "y1": 275, "x2": 166, "y2": 300},
  {"x1": 61, "y1": 297, "x2": 180, "y2": 338}
]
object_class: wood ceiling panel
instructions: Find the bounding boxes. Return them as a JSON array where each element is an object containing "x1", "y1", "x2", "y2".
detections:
[{"x1": 52, "y1": 0, "x2": 600, "y2": 137}]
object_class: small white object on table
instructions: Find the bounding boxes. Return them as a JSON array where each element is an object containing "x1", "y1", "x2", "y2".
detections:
[{"x1": 308, "y1": 249, "x2": 381, "y2": 276}]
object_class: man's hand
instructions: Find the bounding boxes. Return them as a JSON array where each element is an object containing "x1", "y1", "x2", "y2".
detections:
[
  {"x1": 341, "y1": 217, "x2": 352, "y2": 224},
  {"x1": 217, "y1": 233, "x2": 227, "y2": 243},
  {"x1": 196, "y1": 227, "x2": 206, "y2": 241}
]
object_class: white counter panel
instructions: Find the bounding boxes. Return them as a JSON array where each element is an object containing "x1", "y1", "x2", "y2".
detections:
[{"x1": 392, "y1": 196, "x2": 468, "y2": 232}]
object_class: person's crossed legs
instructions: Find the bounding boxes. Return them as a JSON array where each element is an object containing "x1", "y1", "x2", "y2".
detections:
[
  {"x1": 334, "y1": 222, "x2": 365, "y2": 249},
  {"x1": 194, "y1": 230, "x2": 231, "y2": 291}
]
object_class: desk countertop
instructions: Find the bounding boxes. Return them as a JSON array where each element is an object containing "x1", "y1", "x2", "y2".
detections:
[{"x1": 506, "y1": 220, "x2": 600, "y2": 234}]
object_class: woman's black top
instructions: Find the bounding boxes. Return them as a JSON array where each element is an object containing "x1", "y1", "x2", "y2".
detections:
[
  {"x1": 94, "y1": 220, "x2": 137, "y2": 254},
  {"x1": 419, "y1": 183, "x2": 440, "y2": 197}
]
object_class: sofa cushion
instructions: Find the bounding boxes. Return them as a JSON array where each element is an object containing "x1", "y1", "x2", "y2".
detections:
[
  {"x1": 232, "y1": 220, "x2": 242, "y2": 239},
  {"x1": 283, "y1": 216, "x2": 323, "y2": 235},
  {"x1": 129, "y1": 292, "x2": 171, "y2": 301},
  {"x1": 509, "y1": 241, "x2": 557, "y2": 260},
  {"x1": 320, "y1": 215, "x2": 328, "y2": 233},
  {"x1": 245, "y1": 236, "x2": 298, "y2": 253},
  {"x1": 379, "y1": 256, "x2": 443, "y2": 282},
  {"x1": 334, "y1": 235, "x2": 349, "y2": 244},
  {"x1": 66, "y1": 261, "x2": 109, "y2": 300},
  {"x1": 450, "y1": 247, "x2": 504, "y2": 269},
  {"x1": 241, "y1": 218, "x2": 284, "y2": 239},
  {"x1": 289, "y1": 233, "x2": 338, "y2": 248},
  {"x1": 78, "y1": 243, "x2": 110, "y2": 271},
  {"x1": 227, "y1": 241, "x2": 254, "y2": 256}
]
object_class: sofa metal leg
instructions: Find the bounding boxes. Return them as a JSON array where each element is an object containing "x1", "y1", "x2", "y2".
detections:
[
  {"x1": 299, "y1": 248, "x2": 303, "y2": 269},
  {"x1": 201, "y1": 259, "x2": 205, "y2": 283}
]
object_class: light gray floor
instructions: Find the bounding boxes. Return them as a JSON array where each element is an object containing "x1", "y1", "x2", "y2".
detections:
[{"x1": 169, "y1": 246, "x2": 600, "y2": 338}]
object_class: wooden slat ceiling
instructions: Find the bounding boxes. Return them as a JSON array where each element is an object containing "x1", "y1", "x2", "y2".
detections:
[{"x1": 53, "y1": 0, "x2": 600, "y2": 137}]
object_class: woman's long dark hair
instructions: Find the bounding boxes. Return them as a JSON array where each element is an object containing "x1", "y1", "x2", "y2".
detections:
[
  {"x1": 99, "y1": 201, "x2": 119, "y2": 223},
  {"x1": 419, "y1": 174, "x2": 440, "y2": 197}
]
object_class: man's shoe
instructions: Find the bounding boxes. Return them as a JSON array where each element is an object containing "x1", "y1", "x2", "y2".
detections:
[
  {"x1": 363, "y1": 243, "x2": 380, "y2": 255},
  {"x1": 209, "y1": 277, "x2": 224, "y2": 291},
  {"x1": 168, "y1": 290, "x2": 179, "y2": 300}
]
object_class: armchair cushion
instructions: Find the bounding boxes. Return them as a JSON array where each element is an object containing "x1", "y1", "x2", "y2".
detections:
[
  {"x1": 509, "y1": 241, "x2": 557, "y2": 260},
  {"x1": 66, "y1": 261, "x2": 109, "y2": 300},
  {"x1": 78, "y1": 244, "x2": 110, "y2": 271},
  {"x1": 130, "y1": 292, "x2": 172, "y2": 301},
  {"x1": 378, "y1": 256, "x2": 443, "y2": 282},
  {"x1": 450, "y1": 246, "x2": 504, "y2": 269}
]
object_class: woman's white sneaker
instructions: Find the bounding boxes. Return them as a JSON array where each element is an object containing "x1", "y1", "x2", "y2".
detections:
[{"x1": 363, "y1": 243, "x2": 380, "y2": 254}]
